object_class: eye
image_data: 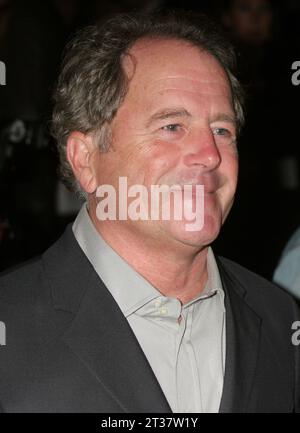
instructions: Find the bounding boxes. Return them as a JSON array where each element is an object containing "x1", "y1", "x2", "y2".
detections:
[
  {"x1": 157, "y1": 123, "x2": 186, "y2": 141},
  {"x1": 213, "y1": 127, "x2": 231, "y2": 137},
  {"x1": 161, "y1": 124, "x2": 182, "y2": 133},
  {"x1": 212, "y1": 127, "x2": 237, "y2": 146}
]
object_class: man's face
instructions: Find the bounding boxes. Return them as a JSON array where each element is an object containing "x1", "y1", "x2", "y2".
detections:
[
  {"x1": 225, "y1": 0, "x2": 273, "y2": 45},
  {"x1": 91, "y1": 38, "x2": 239, "y2": 252}
]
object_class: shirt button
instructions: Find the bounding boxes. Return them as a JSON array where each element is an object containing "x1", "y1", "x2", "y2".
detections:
[
  {"x1": 154, "y1": 299, "x2": 162, "y2": 308},
  {"x1": 159, "y1": 306, "x2": 168, "y2": 315}
]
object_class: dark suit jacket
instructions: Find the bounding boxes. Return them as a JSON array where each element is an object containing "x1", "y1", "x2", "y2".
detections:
[{"x1": 0, "y1": 224, "x2": 299, "y2": 413}]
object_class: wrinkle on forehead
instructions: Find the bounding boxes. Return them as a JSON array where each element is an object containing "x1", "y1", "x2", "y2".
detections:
[
  {"x1": 147, "y1": 76, "x2": 231, "y2": 96},
  {"x1": 117, "y1": 38, "x2": 234, "y2": 124},
  {"x1": 123, "y1": 38, "x2": 230, "y2": 98}
]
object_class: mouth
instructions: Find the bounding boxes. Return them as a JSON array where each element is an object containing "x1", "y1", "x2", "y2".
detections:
[
  {"x1": 169, "y1": 183, "x2": 218, "y2": 195},
  {"x1": 161, "y1": 171, "x2": 222, "y2": 198}
]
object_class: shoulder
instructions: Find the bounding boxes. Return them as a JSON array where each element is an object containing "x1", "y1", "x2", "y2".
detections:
[
  {"x1": 282, "y1": 227, "x2": 300, "y2": 256},
  {"x1": 0, "y1": 256, "x2": 47, "y2": 307},
  {"x1": 0, "y1": 230, "x2": 82, "y2": 376},
  {"x1": 0, "y1": 223, "x2": 91, "y2": 334},
  {"x1": 0, "y1": 223, "x2": 77, "y2": 307},
  {"x1": 0, "y1": 225, "x2": 79, "y2": 340},
  {"x1": 218, "y1": 256, "x2": 299, "y2": 318},
  {"x1": 273, "y1": 228, "x2": 300, "y2": 299},
  {"x1": 0, "y1": 255, "x2": 55, "y2": 329}
]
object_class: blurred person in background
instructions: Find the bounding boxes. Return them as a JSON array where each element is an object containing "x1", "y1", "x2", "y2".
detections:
[
  {"x1": 274, "y1": 226, "x2": 300, "y2": 302},
  {"x1": 222, "y1": 0, "x2": 273, "y2": 46}
]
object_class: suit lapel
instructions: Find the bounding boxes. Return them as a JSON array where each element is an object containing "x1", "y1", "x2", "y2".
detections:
[
  {"x1": 218, "y1": 259, "x2": 262, "y2": 413},
  {"x1": 44, "y1": 225, "x2": 263, "y2": 413},
  {"x1": 43, "y1": 225, "x2": 171, "y2": 413},
  {"x1": 62, "y1": 274, "x2": 172, "y2": 412}
]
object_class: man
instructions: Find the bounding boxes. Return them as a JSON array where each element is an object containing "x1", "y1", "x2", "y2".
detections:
[
  {"x1": 0, "y1": 11, "x2": 299, "y2": 413},
  {"x1": 222, "y1": 0, "x2": 273, "y2": 46}
]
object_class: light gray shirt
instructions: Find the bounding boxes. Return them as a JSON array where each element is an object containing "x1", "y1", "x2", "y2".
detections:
[{"x1": 73, "y1": 204, "x2": 226, "y2": 413}]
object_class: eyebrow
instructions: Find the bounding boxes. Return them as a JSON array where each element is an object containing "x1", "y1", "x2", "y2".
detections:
[
  {"x1": 146, "y1": 107, "x2": 191, "y2": 128},
  {"x1": 211, "y1": 113, "x2": 237, "y2": 125},
  {"x1": 145, "y1": 107, "x2": 237, "y2": 128}
]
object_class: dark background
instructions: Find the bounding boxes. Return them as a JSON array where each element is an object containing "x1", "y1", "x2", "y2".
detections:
[{"x1": 0, "y1": 0, "x2": 299, "y2": 280}]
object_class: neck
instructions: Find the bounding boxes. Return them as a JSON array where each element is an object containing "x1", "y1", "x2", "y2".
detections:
[{"x1": 89, "y1": 205, "x2": 209, "y2": 305}]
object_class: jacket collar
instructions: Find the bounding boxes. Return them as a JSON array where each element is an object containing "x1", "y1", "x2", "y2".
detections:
[
  {"x1": 217, "y1": 257, "x2": 262, "y2": 413},
  {"x1": 43, "y1": 224, "x2": 172, "y2": 412},
  {"x1": 43, "y1": 225, "x2": 262, "y2": 413}
]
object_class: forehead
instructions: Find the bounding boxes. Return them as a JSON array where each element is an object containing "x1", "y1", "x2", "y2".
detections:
[{"x1": 123, "y1": 38, "x2": 231, "y2": 99}]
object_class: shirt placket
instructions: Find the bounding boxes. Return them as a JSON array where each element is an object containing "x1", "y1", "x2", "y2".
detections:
[{"x1": 177, "y1": 304, "x2": 203, "y2": 413}]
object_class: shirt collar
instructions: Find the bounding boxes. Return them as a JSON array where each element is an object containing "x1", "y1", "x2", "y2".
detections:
[{"x1": 72, "y1": 204, "x2": 224, "y2": 317}]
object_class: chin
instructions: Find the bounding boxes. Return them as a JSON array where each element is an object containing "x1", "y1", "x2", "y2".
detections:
[{"x1": 166, "y1": 213, "x2": 222, "y2": 249}]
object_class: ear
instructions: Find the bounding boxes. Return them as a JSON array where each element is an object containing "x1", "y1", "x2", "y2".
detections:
[{"x1": 66, "y1": 131, "x2": 98, "y2": 194}]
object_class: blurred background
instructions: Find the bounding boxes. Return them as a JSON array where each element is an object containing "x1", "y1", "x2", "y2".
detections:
[{"x1": 0, "y1": 0, "x2": 299, "y2": 281}]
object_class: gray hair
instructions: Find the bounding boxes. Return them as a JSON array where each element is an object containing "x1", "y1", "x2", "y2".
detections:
[{"x1": 52, "y1": 10, "x2": 245, "y2": 196}]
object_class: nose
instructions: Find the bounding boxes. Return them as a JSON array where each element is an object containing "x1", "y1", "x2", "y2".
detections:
[{"x1": 182, "y1": 128, "x2": 221, "y2": 172}]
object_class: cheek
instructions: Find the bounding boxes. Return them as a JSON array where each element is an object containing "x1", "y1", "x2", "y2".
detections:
[
  {"x1": 221, "y1": 149, "x2": 239, "y2": 188},
  {"x1": 141, "y1": 140, "x2": 181, "y2": 183},
  {"x1": 93, "y1": 147, "x2": 134, "y2": 188}
]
